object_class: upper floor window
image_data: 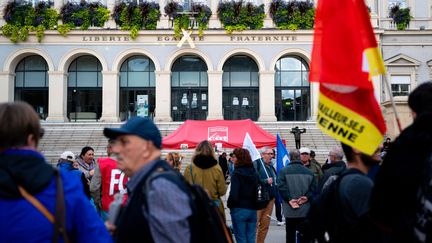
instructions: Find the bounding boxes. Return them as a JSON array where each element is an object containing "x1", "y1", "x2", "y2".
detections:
[
  {"x1": 64, "y1": 0, "x2": 105, "y2": 3},
  {"x1": 391, "y1": 75, "x2": 410, "y2": 96},
  {"x1": 222, "y1": 56, "x2": 259, "y2": 87},
  {"x1": 388, "y1": 0, "x2": 407, "y2": 8}
]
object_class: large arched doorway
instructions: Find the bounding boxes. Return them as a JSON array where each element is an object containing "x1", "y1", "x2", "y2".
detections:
[
  {"x1": 67, "y1": 55, "x2": 102, "y2": 121},
  {"x1": 274, "y1": 56, "x2": 310, "y2": 121},
  {"x1": 171, "y1": 55, "x2": 208, "y2": 121},
  {"x1": 119, "y1": 56, "x2": 156, "y2": 121},
  {"x1": 222, "y1": 55, "x2": 259, "y2": 121},
  {"x1": 14, "y1": 55, "x2": 49, "y2": 119}
]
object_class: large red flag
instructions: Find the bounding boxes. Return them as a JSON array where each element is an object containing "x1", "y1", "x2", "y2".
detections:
[{"x1": 310, "y1": 0, "x2": 386, "y2": 155}]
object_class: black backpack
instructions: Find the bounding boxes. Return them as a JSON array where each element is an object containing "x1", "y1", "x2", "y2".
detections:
[
  {"x1": 304, "y1": 169, "x2": 362, "y2": 243},
  {"x1": 145, "y1": 164, "x2": 233, "y2": 243}
]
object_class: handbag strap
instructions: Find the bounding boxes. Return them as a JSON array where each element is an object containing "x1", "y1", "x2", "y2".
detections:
[
  {"x1": 18, "y1": 169, "x2": 69, "y2": 243},
  {"x1": 53, "y1": 169, "x2": 70, "y2": 243},
  {"x1": 18, "y1": 185, "x2": 54, "y2": 223}
]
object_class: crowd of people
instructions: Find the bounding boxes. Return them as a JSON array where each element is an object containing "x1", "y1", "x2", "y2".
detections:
[{"x1": 0, "y1": 81, "x2": 431, "y2": 243}]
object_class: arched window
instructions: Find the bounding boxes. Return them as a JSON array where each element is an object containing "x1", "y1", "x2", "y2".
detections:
[
  {"x1": 274, "y1": 56, "x2": 310, "y2": 121},
  {"x1": 222, "y1": 55, "x2": 259, "y2": 121},
  {"x1": 15, "y1": 55, "x2": 49, "y2": 119},
  {"x1": 67, "y1": 55, "x2": 102, "y2": 121},
  {"x1": 171, "y1": 55, "x2": 208, "y2": 121},
  {"x1": 119, "y1": 55, "x2": 156, "y2": 121}
]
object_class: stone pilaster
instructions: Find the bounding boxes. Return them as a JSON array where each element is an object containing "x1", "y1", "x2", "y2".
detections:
[
  {"x1": 209, "y1": 0, "x2": 222, "y2": 29},
  {"x1": 207, "y1": 71, "x2": 223, "y2": 120},
  {"x1": 0, "y1": 72, "x2": 15, "y2": 103},
  {"x1": 258, "y1": 71, "x2": 277, "y2": 121},
  {"x1": 154, "y1": 71, "x2": 172, "y2": 122},
  {"x1": 100, "y1": 71, "x2": 120, "y2": 122},
  {"x1": 157, "y1": 0, "x2": 171, "y2": 29},
  {"x1": 53, "y1": 0, "x2": 63, "y2": 12},
  {"x1": 0, "y1": 1, "x2": 6, "y2": 27},
  {"x1": 46, "y1": 71, "x2": 68, "y2": 122},
  {"x1": 263, "y1": 0, "x2": 273, "y2": 28},
  {"x1": 105, "y1": 0, "x2": 117, "y2": 29},
  {"x1": 310, "y1": 82, "x2": 319, "y2": 120}
]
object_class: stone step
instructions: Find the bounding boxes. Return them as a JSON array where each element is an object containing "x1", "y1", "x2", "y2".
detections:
[{"x1": 39, "y1": 121, "x2": 338, "y2": 166}]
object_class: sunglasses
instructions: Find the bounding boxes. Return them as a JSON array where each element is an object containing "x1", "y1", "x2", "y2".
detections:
[{"x1": 301, "y1": 153, "x2": 309, "y2": 155}]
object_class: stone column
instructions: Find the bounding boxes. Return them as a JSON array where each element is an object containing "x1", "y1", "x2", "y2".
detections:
[
  {"x1": 157, "y1": 0, "x2": 170, "y2": 29},
  {"x1": 0, "y1": 1, "x2": 6, "y2": 27},
  {"x1": 263, "y1": 0, "x2": 273, "y2": 28},
  {"x1": 0, "y1": 72, "x2": 14, "y2": 103},
  {"x1": 310, "y1": 82, "x2": 319, "y2": 120},
  {"x1": 53, "y1": 0, "x2": 63, "y2": 12},
  {"x1": 207, "y1": 71, "x2": 223, "y2": 120},
  {"x1": 258, "y1": 71, "x2": 277, "y2": 121},
  {"x1": 209, "y1": 0, "x2": 222, "y2": 29},
  {"x1": 100, "y1": 71, "x2": 120, "y2": 122},
  {"x1": 46, "y1": 71, "x2": 68, "y2": 121},
  {"x1": 105, "y1": 0, "x2": 117, "y2": 29},
  {"x1": 154, "y1": 71, "x2": 172, "y2": 122}
]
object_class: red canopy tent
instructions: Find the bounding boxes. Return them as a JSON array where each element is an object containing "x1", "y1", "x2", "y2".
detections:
[{"x1": 162, "y1": 119, "x2": 282, "y2": 149}]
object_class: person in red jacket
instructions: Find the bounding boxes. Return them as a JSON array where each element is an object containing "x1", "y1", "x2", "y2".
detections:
[{"x1": 90, "y1": 139, "x2": 128, "y2": 220}]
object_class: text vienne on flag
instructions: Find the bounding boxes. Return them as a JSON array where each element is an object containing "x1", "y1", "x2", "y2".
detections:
[{"x1": 309, "y1": 0, "x2": 386, "y2": 155}]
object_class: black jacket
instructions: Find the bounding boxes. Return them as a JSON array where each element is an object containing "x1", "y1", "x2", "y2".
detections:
[
  {"x1": 319, "y1": 161, "x2": 347, "y2": 192},
  {"x1": 370, "y1": 112, "x2": 432, "y2": 242},
  {"x1": 227, "y1": 164, "x2": 258, "y2": 210}
]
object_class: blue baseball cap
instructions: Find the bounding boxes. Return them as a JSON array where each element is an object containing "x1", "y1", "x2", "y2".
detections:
[{"x1": 103, "y1": 117, "x2": 162, "y2": 149}]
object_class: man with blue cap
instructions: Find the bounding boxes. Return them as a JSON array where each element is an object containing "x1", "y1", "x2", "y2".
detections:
[{"x1": 103, "y1": 117, "x2": 193, "y2": 243}]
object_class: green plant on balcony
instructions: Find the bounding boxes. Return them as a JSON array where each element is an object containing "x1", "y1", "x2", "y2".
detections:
[
  {"x1": 191, "y1": 4, "x2": 212, "y2": 37},
  {"x1": 217, "y1": 1, "x2": 265, "y2": 34},
  {"x1": 164, "y1": 2, "x2": 211, "y2": 38},
  {"x1": 269, "y1": 0, "x2": 314, "y2": 30},
  {"x1": 2, "y1": 1, "x2": 58, "y2": 43},
  {"x1": 164, "y1": 2, "x2": 187, "y2": 38},
  {"x1": 389, "y1": 4, "x2": 412, "y2": 30},
  {"x1": 113, "y1": 1, "x2": 161, "y2": 39},
  {"x1": 58, "y1": 1, "x2": 110, "y2": 36}
]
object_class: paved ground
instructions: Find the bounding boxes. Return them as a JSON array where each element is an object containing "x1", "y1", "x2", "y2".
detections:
[{"x1": 223, "y1": 185, "x2": 286, "y2": 243}]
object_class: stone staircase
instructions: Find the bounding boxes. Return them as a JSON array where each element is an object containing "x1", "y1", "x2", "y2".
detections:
[{"x1": 39, "y1": 121, "x2": 338, "y2": 169}]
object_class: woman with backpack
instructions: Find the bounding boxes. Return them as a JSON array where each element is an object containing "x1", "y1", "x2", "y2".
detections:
[{"x1": 227, "y1": 148, "x2": 259, "y2": 243}]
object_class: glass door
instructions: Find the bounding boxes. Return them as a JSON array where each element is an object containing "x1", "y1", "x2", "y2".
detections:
[
  {"x1": 223, "y1": 88, "x2": 258, "y2": 120},
  {"x1": 172, "y1": 88, "x2": 207, "y2": 121}
]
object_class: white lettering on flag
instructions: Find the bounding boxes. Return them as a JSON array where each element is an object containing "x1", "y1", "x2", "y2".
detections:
[{"x1": 110, "y1": 169, "x2": 127, "y2": 195}]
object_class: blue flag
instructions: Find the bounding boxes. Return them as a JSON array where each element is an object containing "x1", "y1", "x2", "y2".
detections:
[{"x1": 276, "y1": 134, "x2": 289, "y2": 174}]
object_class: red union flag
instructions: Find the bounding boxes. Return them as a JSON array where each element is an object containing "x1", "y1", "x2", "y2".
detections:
[{"x1": 310, "y1": 0, "x2": 386, "y2": 155}]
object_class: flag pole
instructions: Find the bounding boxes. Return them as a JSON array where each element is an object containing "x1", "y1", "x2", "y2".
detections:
[{"x1": 382, "y1": 74, "x2": 402, "y2": 133}]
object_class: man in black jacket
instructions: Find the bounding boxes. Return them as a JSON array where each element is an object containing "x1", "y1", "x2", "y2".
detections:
[
  {"x1": 370, "y1": 81, "x2": 432, "y2": 243},
  {"x1": 318, "y1": 146, "x2": 346, "y2": 192}
]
